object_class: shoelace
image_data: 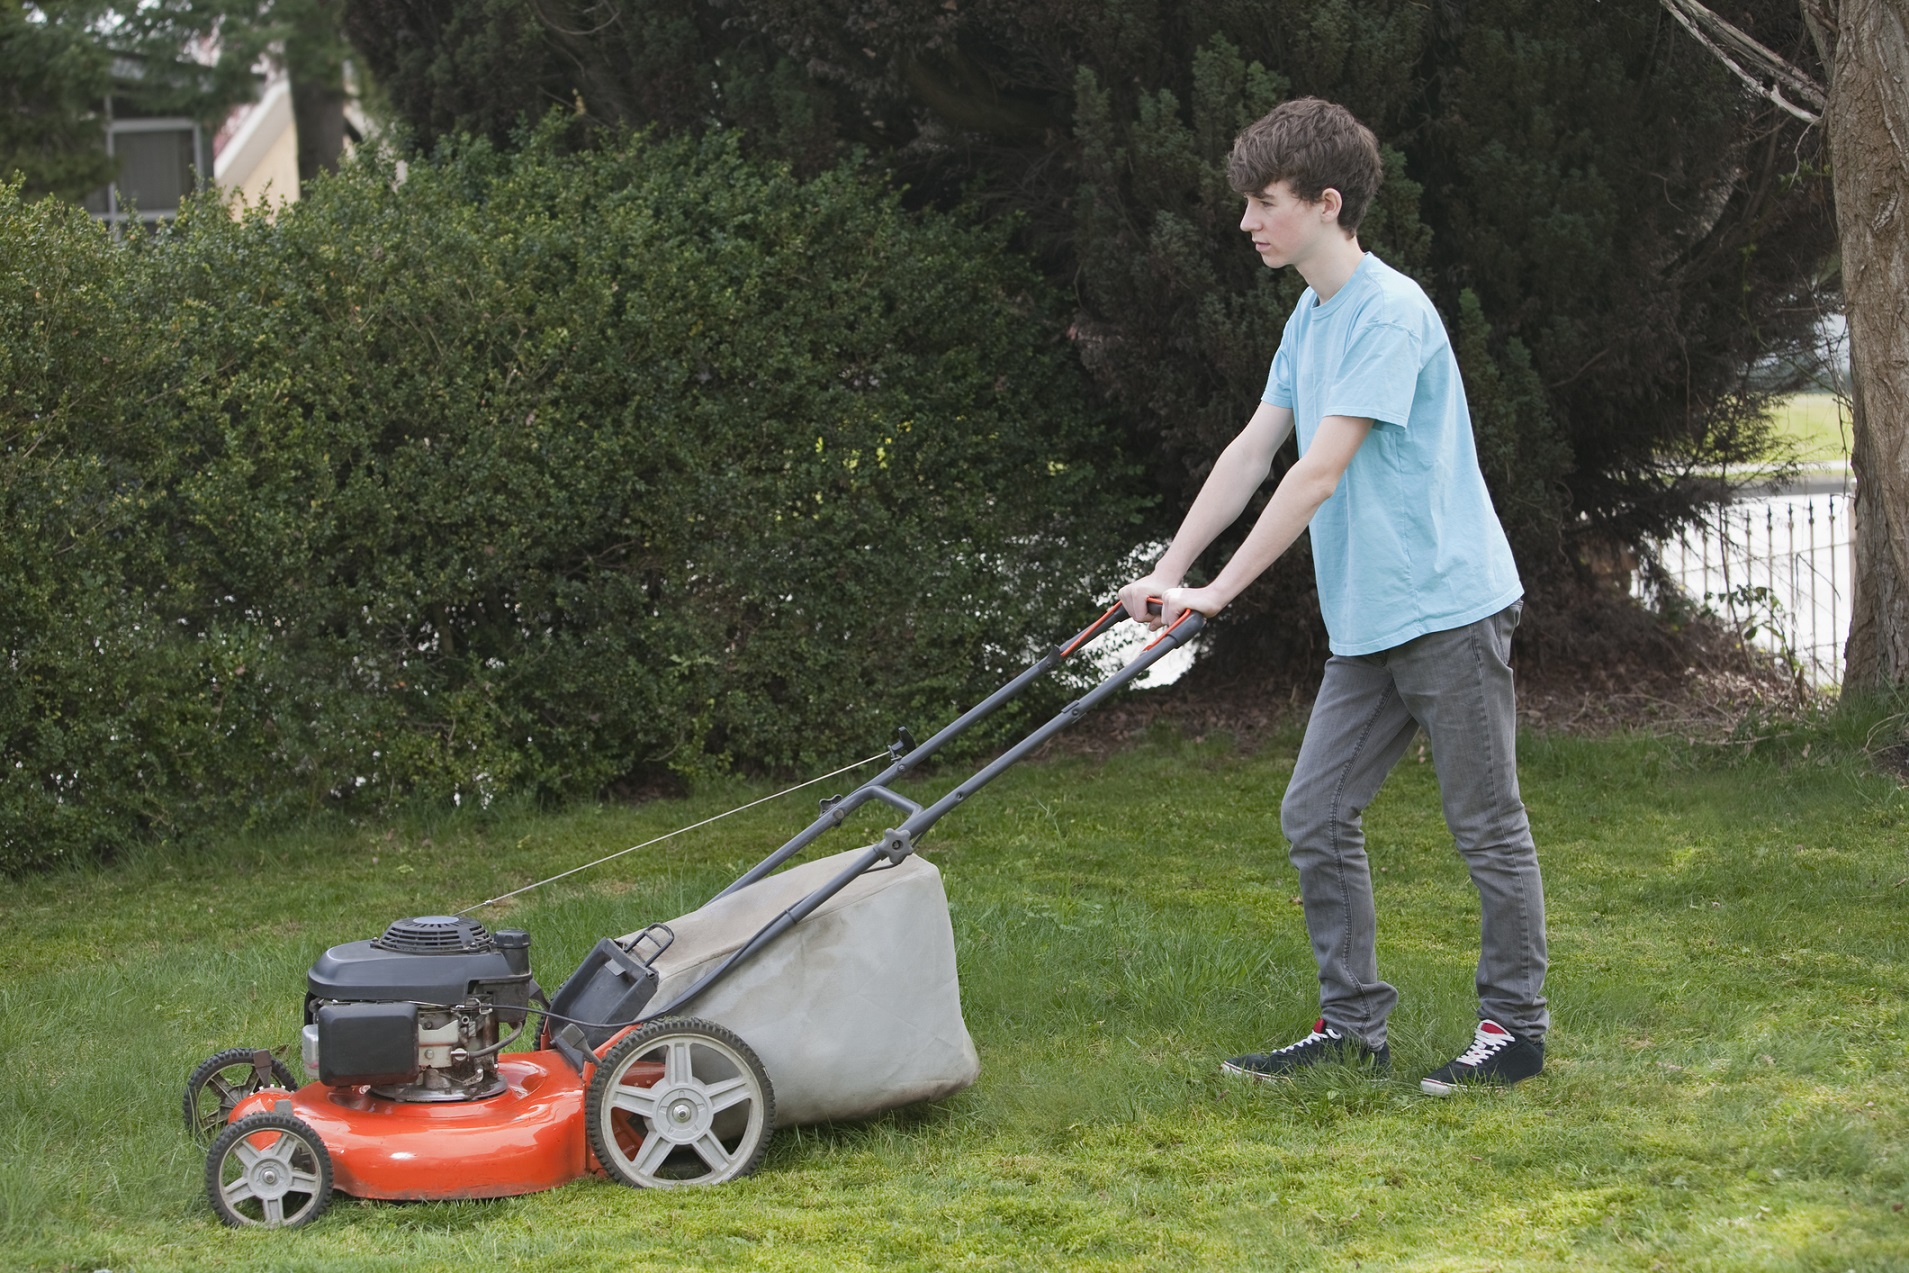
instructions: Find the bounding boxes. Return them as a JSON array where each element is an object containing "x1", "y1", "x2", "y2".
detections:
[
  {"x1": 1454, "y1": 1025, "x2": 1514, "y2": 1067},
  {"x1": 1271, "y1": 1022, "x2": 1338, "y2": 1056}
]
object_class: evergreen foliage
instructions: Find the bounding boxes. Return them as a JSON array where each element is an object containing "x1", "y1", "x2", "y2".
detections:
[
  {"x1": 343, "y1": 0, "x2": 1837, "y2": 654},
  {"x1": 0, "y1": 1, "x2": 115, "y2": 202},
  {"x1": 0, "y1": 128, "x2": 1131, "y2": 870}
]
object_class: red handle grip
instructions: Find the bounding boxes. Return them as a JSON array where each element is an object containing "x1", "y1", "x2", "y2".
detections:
[{"x1": 1060, "y1": 596, "x2": 1183, "y2": 658}]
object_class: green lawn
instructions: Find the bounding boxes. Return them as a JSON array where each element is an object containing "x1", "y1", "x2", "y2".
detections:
[
  {"x1": 1772, "y1": 393, "x2": 1852, "y2": 466},
  {"x1": 2, "y1": 724, "x2": 1905, "y2": 1270}
]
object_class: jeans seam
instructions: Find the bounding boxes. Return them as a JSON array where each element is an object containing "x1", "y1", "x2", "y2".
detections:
[
  {"x1": 1467, "y1": 615, "x2": 1535, "y2": 1026},
  {"x1": 1324, "y1": 675, "x2": 1396, "y2": 1044}
]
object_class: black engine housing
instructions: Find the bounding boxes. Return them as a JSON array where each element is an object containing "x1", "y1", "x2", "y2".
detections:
[
  {"x1": 306, "y1": 941, "x2": 523, "y2": 1007},
  {"x1": 306, "y1": 915, "x2": 532, "y2": 1010},
  {"x1": 304, "y1": 915, "x2": 539, "y2": 1093}
]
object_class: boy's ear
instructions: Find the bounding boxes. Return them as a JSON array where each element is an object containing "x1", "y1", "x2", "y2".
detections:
[{"x1": 1317, "y1": 187, "x2": 1358, "y2": 237}]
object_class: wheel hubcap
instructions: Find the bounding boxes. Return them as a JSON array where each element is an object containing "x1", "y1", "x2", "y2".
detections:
[
  {"x1": 652, "y1": 1085, "x2": 714, "y2": 1143},
  {"x1": 249, "y1": 1157, "x2": 292, "y2": 1199}
]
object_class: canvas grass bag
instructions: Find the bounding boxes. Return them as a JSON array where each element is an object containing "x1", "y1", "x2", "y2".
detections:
[{"x1": 624, "y1": 848, "x2": 980, "y2": 1125}]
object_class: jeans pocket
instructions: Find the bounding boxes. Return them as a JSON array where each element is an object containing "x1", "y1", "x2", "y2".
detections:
[{"x1": 1491, "y1": 602, "x2": 1523, "y2": 664}]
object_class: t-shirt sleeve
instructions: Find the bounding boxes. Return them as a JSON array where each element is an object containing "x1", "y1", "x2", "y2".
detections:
[
  {"x1": 1323, "y1": 320, "x2": 1422, "y2": 428},
  {"x1": 1262, "y1": 340, "x2": 1294, "y2": 408}
]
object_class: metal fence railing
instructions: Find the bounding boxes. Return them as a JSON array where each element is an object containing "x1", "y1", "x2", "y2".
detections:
[{"x1": 1642, "y1": 489, "x2": 1852, "y2": 687}]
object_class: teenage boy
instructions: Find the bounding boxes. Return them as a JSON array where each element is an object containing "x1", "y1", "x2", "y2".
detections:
[{"x1": 1119, "y1": 98, "x2": 1548, "y2": 1096}]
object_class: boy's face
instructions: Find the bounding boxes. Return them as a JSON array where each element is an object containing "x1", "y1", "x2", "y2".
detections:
[{"x1": 1239, "y1": 180, "x2": 1346, "y2": 269}]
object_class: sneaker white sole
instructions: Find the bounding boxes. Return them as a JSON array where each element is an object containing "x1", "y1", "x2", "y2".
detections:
[
  {"x1": 1419, "y1": 1077, "x2": 1459, "y2": 1097},
  {"x1": 1220, "y1": 1060, "x2": 1281, "y2": 1083},
  {"x1": 1221, "y1": 1060, "x2": 1392, "y2": 1085}
]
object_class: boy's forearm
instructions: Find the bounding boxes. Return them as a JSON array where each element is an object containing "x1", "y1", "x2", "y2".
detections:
[
  {"x1": 1174, "y1": 414, "x2": 1372, "y2": 614},
  {"x1": 1152, "y1": 454, "x2": 1272, "y2": 581},
  {"x1": 1148, "y1": 403, "x2": 1294, "y2": 583},
  {"x1": 1201, "y1": 464, "x2": 1339, "y2": 608}
]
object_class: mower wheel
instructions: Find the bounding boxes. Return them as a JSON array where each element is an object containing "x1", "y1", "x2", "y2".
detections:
[
  {"x1": 205, "y1": 1110, "x2": 334, "y2": 1228},
  {"x1": 586, "y1": 1018, "x2": 774, "y2": 1189},
  {"x1": 183, "y1": 1048, "x2": 299, "y2": 1144}
]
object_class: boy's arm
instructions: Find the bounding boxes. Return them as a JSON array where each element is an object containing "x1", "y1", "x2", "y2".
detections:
[
  {"x1": 1119, "y1": 401, "x2": 1294, "y2": 621},
  {"x1": 1122, "y1": 412, "x2": 1373, "y2": 628}
]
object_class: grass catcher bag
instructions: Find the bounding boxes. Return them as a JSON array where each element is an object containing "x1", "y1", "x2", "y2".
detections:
[{"x1": 625, "y1": 848, "x2": 981, "y2": 1125}]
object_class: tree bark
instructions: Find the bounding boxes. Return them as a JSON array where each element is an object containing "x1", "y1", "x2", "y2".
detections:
[
  {"x1": 1825, "y1": 4, "x2": 1909, "y2": 690},
  {"x1": 1825, "y1": 0, "x2": 1909, "y2": 688},
  {"x1": 287, "y1": 0, "x2": 350, "y2": 183},
  {"x1": 290, "y1": 73, "x2": 348, "y2": 183}
]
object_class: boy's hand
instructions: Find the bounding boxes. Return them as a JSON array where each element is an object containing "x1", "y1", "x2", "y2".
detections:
[
  {"x1": 1159, "y1": 586, "x2": 1224, "y2": 631},
  {"x1": 1119, "y1": 575, "x2": 1179, "y2": 628}
]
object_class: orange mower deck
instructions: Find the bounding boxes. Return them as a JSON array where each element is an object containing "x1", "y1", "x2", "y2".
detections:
[{"x1": 227, "y1": 1051, "x2": 662, "y2": 1200}]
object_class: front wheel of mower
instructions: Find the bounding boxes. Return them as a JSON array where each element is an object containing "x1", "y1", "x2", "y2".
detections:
[
  {"x1": 183, "y1": 1048, "x2": 299, "y2": 1144},
  {"x1": 205, "y1": 1111, "x2": 333, "y2": 1228},
  {"x1": 586, "y1": 1018, "x2": 774, "y2": 1188}
]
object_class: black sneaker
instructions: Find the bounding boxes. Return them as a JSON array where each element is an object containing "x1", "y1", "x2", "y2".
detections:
[
  {"x1": 1222, "y1": 1019, "x2": 1390, "y2": 1081},
  {"x1": 1419, "y1": 1019, "x2": 1544, "y2": 1096}
]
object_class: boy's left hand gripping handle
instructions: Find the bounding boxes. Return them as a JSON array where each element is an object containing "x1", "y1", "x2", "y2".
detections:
[{"x1": 1061, "y1": 597, "x2": 1199, "y2": 659}]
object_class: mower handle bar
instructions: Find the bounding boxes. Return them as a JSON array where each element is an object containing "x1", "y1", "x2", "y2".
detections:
[{"x1": 639, "y1": 597, "x2": 1203, "y2": 1022}]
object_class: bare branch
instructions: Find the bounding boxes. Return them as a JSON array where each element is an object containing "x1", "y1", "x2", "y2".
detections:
[{"x1": 1658, "y1": 0, "x2": 1827, "y2": 125}]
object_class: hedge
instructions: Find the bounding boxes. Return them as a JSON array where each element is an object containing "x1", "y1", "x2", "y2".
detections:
[{"x1": 0, "y1": 123, "x2": 1138, "y2": 870}]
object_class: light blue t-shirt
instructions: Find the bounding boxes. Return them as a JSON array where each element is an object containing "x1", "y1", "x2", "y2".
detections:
[{"x1": 1263, "y1": 253, "x2": 1521, "y2": 656}]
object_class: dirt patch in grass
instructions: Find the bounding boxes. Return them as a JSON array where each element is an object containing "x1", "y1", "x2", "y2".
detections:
[
  {"x1": 1514, "y1": 644, "x2": 1809, "y2": 739},
  {"x1": 1871, "y1": 740, "x2": 1909, "y2": 783}
]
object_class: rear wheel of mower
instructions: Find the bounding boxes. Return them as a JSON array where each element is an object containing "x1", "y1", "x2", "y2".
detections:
[
  {"x1": 183, "y1": 1048, "x2": 299, "y2": 1144},
  {"x1": 586, "y1": 1018, "x2": 774, "y2": 1188},
  {"x1": 205, "y1": 1111, "x2": 333, "y2": 1228}
]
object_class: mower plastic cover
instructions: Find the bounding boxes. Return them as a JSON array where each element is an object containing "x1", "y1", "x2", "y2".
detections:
[{"x1": 624, "y1": 848, "x2": 980, "y2": 1125}]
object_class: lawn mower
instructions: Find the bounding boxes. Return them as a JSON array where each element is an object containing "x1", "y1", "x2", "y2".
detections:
[{"x1": 185, "y1": 598, "x2": 1202, "y2": 1227}]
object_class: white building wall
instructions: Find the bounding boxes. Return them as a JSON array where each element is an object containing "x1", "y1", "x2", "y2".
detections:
[{"x1": 215, "y1": 77, "x2": 299, "y2": 210}]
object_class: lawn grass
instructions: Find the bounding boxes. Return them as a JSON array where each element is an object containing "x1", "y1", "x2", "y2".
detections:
[
  {"x1": 2, "y1": 722, "x2": 1905, "y2": 1270},
  {"x1": 1770, "y1": 393, "x2": 1852, "y2": 466}
]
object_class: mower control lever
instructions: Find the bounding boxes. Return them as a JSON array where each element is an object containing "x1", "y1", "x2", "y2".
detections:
[{"x1": 619, "y1": 922, "x2": 675, "y2": 966}]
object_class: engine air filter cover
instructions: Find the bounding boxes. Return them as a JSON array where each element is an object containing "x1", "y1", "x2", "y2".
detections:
[{"x1": 374, "y1": 915, "x2": 494, "y2": 954}]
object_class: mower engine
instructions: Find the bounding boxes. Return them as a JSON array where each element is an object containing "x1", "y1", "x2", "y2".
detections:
[{"x1": 302, "y1": 915, "x2": 540, "y2": 1102}]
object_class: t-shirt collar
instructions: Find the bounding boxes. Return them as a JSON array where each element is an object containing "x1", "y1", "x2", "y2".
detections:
[{"x1": 1309, "y1": 252, "x2": 1375, "y2": 316}]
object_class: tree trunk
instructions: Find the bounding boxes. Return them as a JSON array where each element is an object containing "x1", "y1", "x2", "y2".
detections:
[
  {"x1": 290, "y1": 73, "x2": 348, "y2": 183},
  {"x1": 287, "y1": 0, "x2": 349, "y2": 184},
  {"x1": 1825, "y1": 0, "x2": 1909, "y2": 688}
]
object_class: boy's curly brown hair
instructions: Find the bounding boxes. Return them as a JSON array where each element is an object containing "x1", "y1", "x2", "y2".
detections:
[{"x1": 1227, "y1": 98, "x2": 1383, "y2": 233}]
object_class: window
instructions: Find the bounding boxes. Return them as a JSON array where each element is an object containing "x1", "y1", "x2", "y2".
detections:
[{"x1": 85, "y1": 113, "x2": 207, "y2": 225}]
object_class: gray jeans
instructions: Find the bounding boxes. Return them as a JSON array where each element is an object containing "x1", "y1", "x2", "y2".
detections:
[{"x1": 1281, "y1": 603, "x2": 1548, "y2": 1048}]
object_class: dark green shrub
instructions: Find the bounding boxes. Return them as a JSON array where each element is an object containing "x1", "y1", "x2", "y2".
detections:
[
  {"x1": 0, "y1": 127, "x2": 1136, "y2": 869},
  {"x1": 343, "y1": 0, "x2": 1835, "y2": 670},
  {"x1": 0, "y1": 187, "x2": 163, "y2": 862}
]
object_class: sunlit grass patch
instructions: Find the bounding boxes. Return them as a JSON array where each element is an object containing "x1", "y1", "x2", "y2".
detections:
[{"x1": 1771, "y1": 392, "x2": 1851, "y2": 465}]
